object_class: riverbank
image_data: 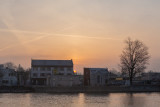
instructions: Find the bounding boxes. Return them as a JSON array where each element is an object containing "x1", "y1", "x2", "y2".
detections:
[
  {"x1": 33, "y1": 86, "x2": 160, "y2": 93},
  {"x1": 0, "y1": 86, "x2": 33, "y2": 93},
  {"x1": 0, "y1": 86, "x2": 160, "y2": 93}
]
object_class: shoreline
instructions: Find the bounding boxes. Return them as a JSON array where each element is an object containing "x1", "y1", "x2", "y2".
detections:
[{"x1": 0, "y1": 86, "x2": 160, "y2": 93}]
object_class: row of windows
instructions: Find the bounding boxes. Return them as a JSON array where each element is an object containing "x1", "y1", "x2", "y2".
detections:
[
  {"x1": 33, "y1": 73, "x2": 51, "y2": 77},
  {"x1": 33, "y1": 67, "x2": 72, "y2": 71},
  {"x1": 33, "y1": 73, "x2": 73, "y2": 77},
  {"x1": 8, "y1": 73, "x2": 16, "y2": 76}
]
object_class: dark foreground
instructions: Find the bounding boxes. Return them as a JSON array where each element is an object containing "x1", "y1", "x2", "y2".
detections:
[{"x1": 0, "y1": 86, "x2": 160, "y2": 93}]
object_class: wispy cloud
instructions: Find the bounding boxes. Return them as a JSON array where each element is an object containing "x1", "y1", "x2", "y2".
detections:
[
  {"x1": 0, "y1": 28, "x2": 120, "y2": 40},
  {"x1": 0, "y1": 35, "x2": 50, "y2": 52},
  {"x1": 0, "y1": 28, "x2": 121, "y2": 52}
]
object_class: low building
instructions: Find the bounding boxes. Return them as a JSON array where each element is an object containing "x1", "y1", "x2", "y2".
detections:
[
  {"x1": 0, "y1": 65, "x2": 17, "y2": 86},
  {"x1": 31, "y1": 59, "x2": 74, "y2": 86},
  {"x1": 84, "y1": 68, "x2": 109, "y2": 86},
  {"x1": 141, "y1": 72, "x2": 160, "y2": 81}
]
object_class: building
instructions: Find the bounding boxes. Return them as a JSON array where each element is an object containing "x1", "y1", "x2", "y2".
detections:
[
  {"x1": 0, "y1": 65, "x2": 17, "y2": 86},
  {"x1": 16, "y1": 65, "x2": 31, "y2": 86},
  {"x1": 84, "y1": 68, "x2": 109, "y2": 86},
  {"x1": 141, "y1": 72, "x2": 160, "y2": 81},
  {"x1": 31, "y1": 59, "x2": 74, "y2": 86}
]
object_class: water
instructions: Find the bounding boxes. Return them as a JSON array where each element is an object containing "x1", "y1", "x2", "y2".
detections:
[{"x1": 0, "y1": 93, "x2": 160, "y2": 107}]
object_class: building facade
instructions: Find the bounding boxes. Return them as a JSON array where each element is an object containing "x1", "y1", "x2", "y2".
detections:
[
  {"x1": 31, "y1": 59, "x2": 74, "y2": 86},
  {"x1": 141, "y1": 72, "x2": 160, "y2": 81},
  {"x1": 84, "y1": 68, "x2": 109, "y2": 86},
  {"x1": 0, "y1": 65, "x2": 17, "y2": 86}
]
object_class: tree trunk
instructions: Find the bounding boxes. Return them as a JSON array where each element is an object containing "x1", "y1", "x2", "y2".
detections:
[
  {"x1": 130, "y1": 76, "x2": 132, "y2": 86},
  {"x1": 130, "y1": 69, "x2": 133, "y2": 86}
]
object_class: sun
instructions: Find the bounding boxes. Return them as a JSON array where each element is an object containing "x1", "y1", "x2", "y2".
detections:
[{"x1": 74, "y1": 70, "x2": 77, "y2": 74}]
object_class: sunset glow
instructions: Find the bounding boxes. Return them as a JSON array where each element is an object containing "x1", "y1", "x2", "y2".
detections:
[
  {"x1": 0, "y1": 0, "x2": 160, "y2": 73},
  {"x1": 74, "y1": 70, "x2": 77, "y2": 74}
]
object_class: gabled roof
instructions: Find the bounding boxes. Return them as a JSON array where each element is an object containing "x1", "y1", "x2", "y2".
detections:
[{"x1": 32, "y1": 60, "x2": 73, "y2": 67}]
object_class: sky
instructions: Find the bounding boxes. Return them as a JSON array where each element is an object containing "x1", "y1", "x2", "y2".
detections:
[{"x1": 0, "y1": 0, "x2": 160, "y2": 73}]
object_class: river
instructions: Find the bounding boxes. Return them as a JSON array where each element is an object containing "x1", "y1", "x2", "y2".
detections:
[{"x1": 0, "y1": 93, "x2": 160, "y2": 107}]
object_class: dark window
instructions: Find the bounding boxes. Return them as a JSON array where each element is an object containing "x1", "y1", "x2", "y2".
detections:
[
  {"x1": 33, "y1": 73, "x2": 37, "y2": 77},
  {"x1": 47, "y1": 73, "x2": 51, "y2": 76},
  {"x1": 58, "y1": 73, "x2": 64, "y2": 75},
  {"x1": 10, "y1": 80, "x2": 13, "y2": 84},
  {"x1": 40, "y1": 67, "x2": 45, "y2": 71},
  {"x1": 97, "y1": 75, "x2": 100, "y2": 84},
  {"x1": 67, "y1": 67, "x2": 72, "y2": 71},
  {"x1": 33, "y1": 67, "x2": 38, "y2": 71},
  {"x1": 60, "y1": 67, "x2": 64, "y2": 71},
  {"x1": 47, "y1": 67, "x2": 51, "y2": 71},
  {"x1": 2, "y1": 80, "x2": 8, "y2": 84},
  {"x1": 40, "y1": 73, "x2": 45, "y2": 77},
  {"x1": 67, "y1": 73, "x2": 72, "y2": 75},
  {"x1": 54, "y1": 67, "x2": 58, "y2": 70}
]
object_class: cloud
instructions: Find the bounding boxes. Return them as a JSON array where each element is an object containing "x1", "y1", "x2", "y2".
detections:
[
  {"x1": 0, "y1": 28, "x2": 121, "y2": 52},
  {"x1": 0, "y1": 28, "x2": 120, "y2": 40}
]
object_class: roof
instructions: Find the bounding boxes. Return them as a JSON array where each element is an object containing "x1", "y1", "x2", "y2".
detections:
[
  {"x1": 32, "y1": 60, "x2": 73, "y2": 67},
  {"x1": 84, "y1": 68, "x2": 108, "y2": 74}
]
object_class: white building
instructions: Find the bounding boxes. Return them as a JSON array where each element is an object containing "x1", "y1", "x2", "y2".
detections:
[
  {"x1": 0, "y1": 65, "x2": 17, "y2": 86},
  {"x1": 84, "y1": 68, "x2": 109, "y2": 86},
  {"x1": 31, "y1": 59, "x2": 74, "y2": 86}
]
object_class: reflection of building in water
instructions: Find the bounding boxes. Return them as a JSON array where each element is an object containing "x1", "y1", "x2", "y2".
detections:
[
  {"x1": 84, "y1": 68, "x2": 109, "y2": 86},
  {"x1": 31, "y1": 59, "x2": 82, "y2": 86}
]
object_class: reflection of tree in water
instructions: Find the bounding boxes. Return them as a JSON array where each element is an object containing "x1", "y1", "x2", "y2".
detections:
[
  {"x1": 124, "y1": 93, "x2": 146, "y2": 107},
  {"x1": 128, "y1": 93, "x2": 134, "y2": 106},
  {"x1": 83, "y1": 93, "x2": 110, "y2": 106}
]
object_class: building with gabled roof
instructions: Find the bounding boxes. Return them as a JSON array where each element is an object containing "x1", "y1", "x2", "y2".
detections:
[{"x1": 31, "y1": 59, "x2": 74, "y2": 86}]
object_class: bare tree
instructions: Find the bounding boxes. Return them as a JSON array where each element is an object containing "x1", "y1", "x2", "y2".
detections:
[
  {"x1": 120, "y1": 38, "x2": 150, "y2": 85},
  {"x1": 4, "y1": 62, "x2": 17, "y2": 70}
]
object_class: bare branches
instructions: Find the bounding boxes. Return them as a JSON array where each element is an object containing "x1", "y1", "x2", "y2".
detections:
[{"x1": 120, "y1": 38, "x2": 150, "y2": 85}]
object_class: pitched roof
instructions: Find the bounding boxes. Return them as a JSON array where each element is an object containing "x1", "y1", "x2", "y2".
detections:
[{"x1": 32, "y1": 60, "x2": 73, "y2": 67}]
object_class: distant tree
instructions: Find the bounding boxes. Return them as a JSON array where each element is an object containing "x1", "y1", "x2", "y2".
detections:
[
  {"x1": 17, "y1": 64, "x2": 25, "y2": 72},
  {"x1": 120, "y1": 38, "x2": 150, "y2": 85},
  {"x1": 109, "y1": 68, "x2": 121, "y2": 76},
  {"x1": 4, "y1": 62, "x2": 17, "y2": 70}
]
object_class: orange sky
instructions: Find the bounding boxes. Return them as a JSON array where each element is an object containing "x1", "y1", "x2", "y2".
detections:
[{"x1": 0, "y1": 0, "x2": 160, "y2": 73}]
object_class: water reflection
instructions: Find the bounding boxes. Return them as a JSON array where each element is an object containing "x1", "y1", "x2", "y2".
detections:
[{"x1": 0, "y1": 93, "x2": 160, "y2": 107}]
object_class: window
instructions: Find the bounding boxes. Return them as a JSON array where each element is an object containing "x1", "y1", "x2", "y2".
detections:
[
  {"x1": 60, "y1": 67, "x2": 64, "y2": 71},
  {"x1": 40, "y1": 67, "x2": 45, "y2": 71},
  {"x1": 33, "y1": 67, "x2": 38, "y2": 71},
  {"x1": 10, "y1": 80, "x2": 13, "y2": 85},
  {"x1": 47, "y1": 67, "x2": 51, "y2": 71},
  {"x1": 40, "y1": 73, "x2": 45, "y2": 77},
  {"x1": 47, "y1": 73, "x2": 51, "y2": 76},
  {"x1": 2, "y1": 80, "x2": 8, "y2": 84},
  {"x1": 97, "y1": 75, "x2": 100, "y2": 84},
  {"x1": 67, "y1": 67, "x2": 72, "y2": 71},
  {"x1": 58, "y1": 73, "x2": 64, "y2": 75},
  {"x1": 33, "y1": 73, "x2": 37, "y2": 77},
  {"x1": 54, "y1": 67, "x2": 58, "y2": 70},
  {"x1": 67, "y1": 73, "x2": 72, "y2": 75}
]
